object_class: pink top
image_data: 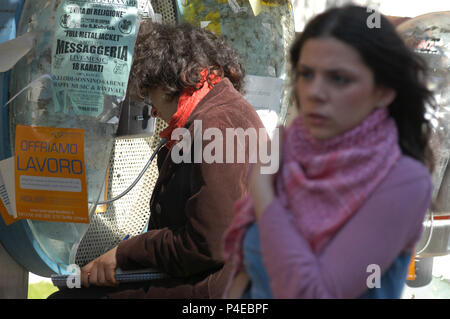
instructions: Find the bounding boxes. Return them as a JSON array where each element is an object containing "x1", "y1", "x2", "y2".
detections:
[{"x1": 258, "y1": 155, "x2": 432, "y2": 298}]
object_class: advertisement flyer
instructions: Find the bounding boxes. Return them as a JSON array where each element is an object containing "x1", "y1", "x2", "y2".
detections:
[
  {"x1": 0, "y1": 196, "x2": 15, "y2": 226},
  {"x1": 51, "y1": 0, "x2": 139, "y2": 117},
  {"x1": 14, "y1": 125, "x2": 89, "y2": 224},
  {"x1": 0, "y1": 157, "x2": 17, "y2": 225}
]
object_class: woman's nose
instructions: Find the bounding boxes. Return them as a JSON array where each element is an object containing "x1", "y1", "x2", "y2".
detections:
[{"x1": 307, "y1": 76, "x2": 327, "y2": 102}]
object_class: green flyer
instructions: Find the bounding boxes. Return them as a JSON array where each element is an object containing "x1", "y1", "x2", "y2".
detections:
[{"x1": 51, "y1": 0, "x2": 139, "y2": 117}]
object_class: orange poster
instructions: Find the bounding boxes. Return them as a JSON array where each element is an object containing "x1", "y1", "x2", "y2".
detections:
[
  {"x1": 14, "y1": 125, "x2": 89, "y2": 223},
  {"x1": 407, "y1": 253, "x2": 415, "y2": 281},
  {"x1": 0, "y1": 197, "x2": 16, "y2": 226}
]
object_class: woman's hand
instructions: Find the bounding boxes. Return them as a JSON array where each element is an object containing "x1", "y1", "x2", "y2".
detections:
[
  {"x1": 227, "y1": 271, "x2": 250, "y2": 299},
  {"x1": 81, "y1": 246, "x2": 119, "y2": 287}
]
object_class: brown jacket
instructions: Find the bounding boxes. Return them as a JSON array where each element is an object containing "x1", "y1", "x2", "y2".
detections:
[{"x1": 110, "y1": 78, "x2": 266, "y2": 298}]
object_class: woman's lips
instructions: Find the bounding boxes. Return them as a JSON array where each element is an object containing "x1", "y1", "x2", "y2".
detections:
[{"x1": 305, "y1": 113, "x2": 328, "y2": 125}]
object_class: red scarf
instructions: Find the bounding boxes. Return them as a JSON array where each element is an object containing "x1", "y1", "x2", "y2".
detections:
[
  {"x1": 222, "y1": 108, "x2": 401, "y2": 296},
  {"x1": 160, "y1": 69, "x2": 221, "y2": 149}
]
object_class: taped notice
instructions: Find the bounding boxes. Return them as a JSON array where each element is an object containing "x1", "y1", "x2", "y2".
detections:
[
  {"x1": 0, "y1": 31, "x2": 37, "y2": 72},
  {"x1": 14, "y1": 125, "x2": 89, "y2": 224},
  {"x1": 0, "y1": 157, "x2": 17, "y2": 225},
  {"x1": 243, "y1": 75, "x2": 284, "y2": 113},
  {"x1": 51, "y1": 0, "x2": 139, "y2": 117},
  {"x1": 0, "y1": 157, "x2": 16, "y2": 217},
  {"x1": 249, "y1": 0, "x2": 262, "y2": 16},
  {"x1": 227, "y1": 0, "x2": 248, "y2": 14}
]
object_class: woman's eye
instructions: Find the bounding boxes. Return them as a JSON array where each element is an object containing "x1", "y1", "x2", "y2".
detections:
[
  {"x1": 329, "y1": 74, "x2": 351, "y2": 85},
  {"x1": 296, "y1": 70, "x2": 313, "y2": 81}
]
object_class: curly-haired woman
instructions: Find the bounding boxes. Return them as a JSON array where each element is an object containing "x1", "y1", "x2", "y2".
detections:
[{"x1": 49, "y1": 21, "x2": 266, "y2": 299}]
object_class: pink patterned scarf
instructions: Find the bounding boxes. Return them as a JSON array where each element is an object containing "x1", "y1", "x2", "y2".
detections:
[{"x1": 222, "y1": 108, "x2": 401, "y2": 295}]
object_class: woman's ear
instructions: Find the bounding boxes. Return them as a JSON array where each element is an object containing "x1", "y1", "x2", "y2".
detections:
[{"x1": 376, "y1": 86, "x2": 397, "y2": 108}]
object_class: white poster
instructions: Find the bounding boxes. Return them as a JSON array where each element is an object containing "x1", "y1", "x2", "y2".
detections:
[{"x1": 51, "y1": 0, "x2": 139, "y2": 117}]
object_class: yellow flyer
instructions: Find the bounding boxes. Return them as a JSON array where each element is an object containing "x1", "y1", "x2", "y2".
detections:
[{"x1": 14, "y1": 125, "x2": 89, "y2": 223}]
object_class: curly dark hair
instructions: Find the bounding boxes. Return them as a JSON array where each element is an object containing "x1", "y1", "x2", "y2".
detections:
[
  {"x1": 129, "y1": 21, "x2": 246, "y2": 100},
  {"x1": 289, "y1": 5, "x2": 435, "y2": 170}
]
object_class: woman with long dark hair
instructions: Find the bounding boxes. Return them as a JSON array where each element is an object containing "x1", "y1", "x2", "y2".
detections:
[{"x1": 223, "y1": 5, "x2": 435, "y2": 299}]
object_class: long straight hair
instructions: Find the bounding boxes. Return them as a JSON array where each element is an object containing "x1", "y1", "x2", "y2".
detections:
[{"x1": 290, "y1": 5, "x2": 435, "y2": 170}]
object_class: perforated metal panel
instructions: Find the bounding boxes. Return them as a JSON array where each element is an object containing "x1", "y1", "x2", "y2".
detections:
[
  {"x1": 75, "y1": 119, "x2": 167, "y2": 266},
  {"x1": 152, "y1": 0, "x2": 178, "y2": 25},
  {"x1": 74, "y1": 0, "x2": 175, "y2": 267}
]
